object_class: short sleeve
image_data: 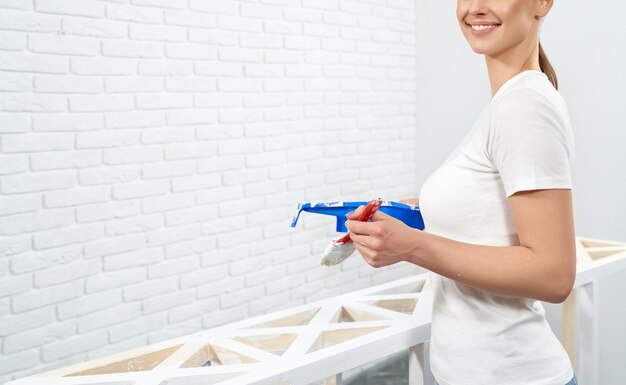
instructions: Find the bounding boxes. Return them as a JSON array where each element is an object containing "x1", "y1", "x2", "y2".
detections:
[{"x1": 488, "y1": 89, "x2": 574, "y2": 198}]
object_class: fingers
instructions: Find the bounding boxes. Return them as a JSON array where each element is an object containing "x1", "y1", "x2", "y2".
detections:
[
  {"x1": 399, "y1": 198, "x2": 419, "y2": 206},
  {"x1": 345, "y1": 205, "x2": 364, "y2": 220}
]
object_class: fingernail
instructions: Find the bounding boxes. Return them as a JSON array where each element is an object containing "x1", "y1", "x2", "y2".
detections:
[{"x1": 345, "y1": 211, "x2": 354, "y2": 218}]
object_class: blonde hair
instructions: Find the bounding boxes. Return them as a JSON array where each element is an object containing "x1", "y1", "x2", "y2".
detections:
[{"x1": 538, "y1": 17, "x2": 558, "y2": 90}]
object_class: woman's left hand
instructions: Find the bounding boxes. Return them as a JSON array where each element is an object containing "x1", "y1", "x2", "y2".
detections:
[{"x1": 345, "y1": 207, "x2": 419, "y2": 268}]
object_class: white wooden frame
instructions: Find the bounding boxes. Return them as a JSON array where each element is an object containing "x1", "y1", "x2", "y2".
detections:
[{"x1": 7, "y1": 236, "x2": 626, "y2": 385}]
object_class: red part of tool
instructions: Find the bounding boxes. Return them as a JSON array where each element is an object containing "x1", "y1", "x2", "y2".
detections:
[{"x1": 335, "y1": 198, "x2": 382, "y2": 244}]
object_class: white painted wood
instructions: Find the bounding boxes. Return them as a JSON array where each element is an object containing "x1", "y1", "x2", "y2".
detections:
[{"x1": 7, "y1": 237, "x2": 626, "y2": 385}]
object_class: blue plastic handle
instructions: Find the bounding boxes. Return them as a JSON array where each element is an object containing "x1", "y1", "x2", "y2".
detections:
[{"x1": 291, "y1": 200, "x2": 425, "y2": 233}]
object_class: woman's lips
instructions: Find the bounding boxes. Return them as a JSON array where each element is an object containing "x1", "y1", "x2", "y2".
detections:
[{"x1": 467, "y1": 23, "x2": 501, "y2": 36}]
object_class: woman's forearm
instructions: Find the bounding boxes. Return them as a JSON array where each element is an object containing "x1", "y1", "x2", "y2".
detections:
[{"x1": 406, "y1": 229, "x2": 574, "y2": 303}]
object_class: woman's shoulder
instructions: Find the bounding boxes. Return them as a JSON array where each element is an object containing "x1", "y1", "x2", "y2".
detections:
[{"x1": 491, "y1": 73, "x2": 567, "y2": 117}]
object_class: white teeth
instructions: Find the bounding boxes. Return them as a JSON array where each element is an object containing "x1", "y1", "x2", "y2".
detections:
[{"x1": 470, "y1": 24, "x2": 499, "y2": 31}]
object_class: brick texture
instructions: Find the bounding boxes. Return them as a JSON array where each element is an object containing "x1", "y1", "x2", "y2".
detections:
[{"x1": 0, "y1": 0, "x2": 420, "y2": 382}]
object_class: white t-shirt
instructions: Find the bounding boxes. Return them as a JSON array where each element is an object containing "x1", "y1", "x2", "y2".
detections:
[{"x1": 418, "y1": 70, "x2": 575, "y2": 385}]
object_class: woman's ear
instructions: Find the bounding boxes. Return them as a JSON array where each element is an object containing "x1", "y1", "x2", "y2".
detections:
[{"x1": 537, "y1": 0, "x2": 554, "y2": 18}]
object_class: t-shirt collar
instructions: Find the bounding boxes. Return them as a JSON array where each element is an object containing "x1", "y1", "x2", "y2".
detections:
[{"x1": 491, "y1": 70, "x2": 547, "y2": 102}]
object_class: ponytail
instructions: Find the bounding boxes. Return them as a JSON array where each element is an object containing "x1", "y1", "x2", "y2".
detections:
[{"x1": 538, "y1": 41, "x2": 558, "y2": 90}]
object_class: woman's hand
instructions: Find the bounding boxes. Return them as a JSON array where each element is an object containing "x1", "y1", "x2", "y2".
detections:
[
  {"x1": 399, "y1": 198, "x2": 419, "y2": 206},
  {"x1": 345, "y1": 206, "x2": 420, "y2": 268}
]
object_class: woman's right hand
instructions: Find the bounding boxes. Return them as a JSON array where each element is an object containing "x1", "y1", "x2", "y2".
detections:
[{"x1": 399, "y1": 198, "x2": 419, "y2": 206}]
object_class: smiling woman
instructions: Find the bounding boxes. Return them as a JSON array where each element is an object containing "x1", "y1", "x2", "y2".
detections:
[{"x1": 345, "y1": 0, "x2": 578, "y2": 384}]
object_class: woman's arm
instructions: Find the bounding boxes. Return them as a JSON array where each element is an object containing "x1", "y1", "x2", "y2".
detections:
[{"x1": 346, "y1": 189, "x2": 576, "y2": 303}]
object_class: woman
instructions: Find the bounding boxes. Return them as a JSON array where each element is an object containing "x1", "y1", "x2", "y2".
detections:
[{"x1": 345, "y1": 0, "x2": 578, "y2": 384}]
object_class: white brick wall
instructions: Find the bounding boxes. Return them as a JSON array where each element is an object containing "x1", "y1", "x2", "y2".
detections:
[{"x1": 0, "y1": 0, "x2": 420, "y2": 381}]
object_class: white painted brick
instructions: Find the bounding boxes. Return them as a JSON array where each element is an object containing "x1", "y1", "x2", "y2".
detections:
[
  {"x1": 105, "y1": 213, "x2": 164, "y2": 236},
  {"x1": 164, "y1": 141, "x2": 217, "y2": 160},
  {"x1": 0, "y1": 30, "x2": 26, "y2": 50},
  {"x1": 220, "y1": 284, "x2": 264, "y2": 309},
  {"x1": 194, "y1": 62, "x2": 242, "y2": 77},
  {"x1": 61, "y1": 17, "x2": 127, "y2": 39},
  {"x1": 0, "y1": 305, "x2": 55, "y2": 337},
  {"x1": 32, "y1": 150, "x2": 102, "y2": 172},
  {"x1": 189, "y1": 0, "x2": 239, "y2": 15},
  {"x1": 202, "y1": 302, "x2": 247, "y2": 329},
  {"x1": 245, "y1": 264, "x2": 286, "y2": 287},
  {"x1": 77, "y1": 129, "x2": 141, "y2": 149},
  {"x1": 222, "y1": 168, "x2": 268, "y2": 186},
  {"x1": 0, "y1": 0, "x2": 31, "y2": 10},
  {"x1": 102, "y1": 40, "x2": 164, "y2": 59},
  {"x1": 219, "y1": 47, "x2": 264, "y2": 63},
  {"x1": 57, "y1": 289, "x2": 123, "y2": 320},
  {"x1": 165, "y1": 109, "x2": 217, "y2": 127},
  {"x1": 264, "y1": 106, "x2": 303, "y2": 122},
  {"x1": 217, "y1": 138, "x2": 263, "y2": 156},
  {"x1": 169, "y1": 297, "x2": 219, "y2": 324},
  {"x1": 165, "y1": 205, "x2": 216, "y2": 226},
  {"x1": 244, "y1": 93, "x2": 285, "y2": 108},
  {"x1": 165, "y1": 236, "x2": 216, "y2": 259},
  {"x1": 0, "y1": 154, "x2": 28, "y2": 175},
  {"x1": 141, "y1": 160, "x2": 195, "y2": 179},
  {"x1": 264, "y1": 19, "x2": 302, "y2": 34},
  {"x1": 0, "y1": 207, "x2": 73, "y2": 236},
  {"x1": 9, "y1": 245, "x2": 81, "y2": 275},
  {"x1": 105, "y1": 111, "x2": 164, "y2": 129},
  {"x1": 76, "y1": 303, "x2": 140, "y2": 334},
  {"x1": 1, "y1": 133, "x2": 73, "y2": 153},
  {"x1": 249, "y1": 290, "x2": 291, "y2": 314},
  {"x1": 12, "y1": 280, "x2": 83, "y2": 313},
  {"x1": 146, "y1": 223, "x2": 201, "y2": 247},
  {"x1": 165, "y1": 45, "x2": 217, "y2": 61},
  {"x1": 0, "y1": 114, "x2": 28, "y2": 134},
  {"x1": 171, "y1": 174, "x2": 221, "y2": 192},
  {"x1": 218, "y1": 108, "x2": 263, "y2": 124},
  {"x1": 113, "y1": 180, "x2": 170, "y2": 199},
  {"x1": 284, "y1": 8, "x2": 322, "y2": 22},
  {"x1": 138, "y1": 61, "x2": 193, "y2": 76},
  {"x1": 69, "y1": 95, "x2": 134, "y2": 112},
  {"x1": 285, "y1": 35, "x2": 321, "y2": 50},
  {"x1": 129, "y1": 24, "x2": 186, "y2": 42},
  {"x1": 189, "y1": 29, "x2": 238, "y2": 46},
  {"x1": 33, "y1": 223, "x2": 104, "y2": 250},
  {"x1": 196, "y1": 124, "x2": 245, "y2": 140},
  {"x1": 1, "y1": 171, "x2": 76, "y2": 194},
  {"x1": 34, "y1": 0, "x2": 104, "y2": 18},
  {"x1": 33, "y1": 113, "x2": 103, "y2": 132},
  {"x1": 244, "y1": 179, "x2": 287, "y2": 197},
  {"x1": 109, "y1": 312, "x2": 167, "y2": 343},
  {"x1": 179, "y1": 263, "x2": 226, "y2": 289},
  {"x1": 28, "y1": 34, "x2": 99, "y2": 56},
  {"x1": 136, "y1": 94, "x2": 193, "y2": 110},
  {"x1": 0, "y1": 194, "x2": 41, "y2": 217},
  {"x1": 71, "y1": 57, "x2": 137, "y2": 76},
  {"x1": 164, "y1": 10, "x2": 217, "y2": 28},
  {"x1": 241, "y1": 3, "x2": 282, "y2": 20},
  {"x1": 218, "y1": 197, "x2": 265, "y2": 218},
  {"x1": 83, "y1": 234, "x2": 146, "y2": 258},
  {"x1": 148, "y1": 254, "x2": 199, "y2": 279},
  {"x1": 0, "y1": 350, "x2": 39, "y2": 376},
  {"x1": 78, "y1": 165, "x2": 141, "y2": 186},
  {"x1": 123, "y1": 276, "x2": 178, "y2": 301},
  {"x1": 141, "y1": 191, "x2": 195, "y2": 214},
  {"x1": 85, "y1": 267, "x2": 146, "y2": 293},
  {"x1": 141, "y1": 127, "x2": 195, "y2": 145},
  {"x1": 141, "y1": 289, "x2": 194, "y2": 314},
  {"x1": 216, "y1": 227, "x2": 263, "y2": 249},
  {"x1": 105, "y1": 78, "x2": 163, "y2": 93},
  {"x1": 0, "y1": 10, "x2": 59, "y2": 34},
  {"x1": 103, "y1": 146, "x2": 162, "y2": 165},
  {"x1": 0, "y1": 94, "x2": 67, "y2": 112},
  {"x1": 104, "y1": 248, "x2": 164, "y2": 271},
  {"x1": 0, "y1": 273, "x2": 31, "y2": 298},
  {"x1": 44, "y1": 186, "x2": 111, "y2": 208},
  {"x1": 197, "y1": 155, "x2": 244, "y2": 173},
  {"x1": 0, "y1": 234, "x2": 30, "y2": 259},
  {"x1": 131, "y1": 0, "x2": 186, "y2": 9},
  {"x1": 34, "y1": 259, "x2": 100, "y2": 288},
  {"x1": 263, "y1": 79, "x2": 302, "y2": 92},
  {"x1": 201, "y1": 215, "x2": 246, "y2": 236},
  {"x1": 76, "y1": 200, "x2": 140, "y2": 223},
  {"x1": 196, "y1": 276, "x2": 244, "y2": 300},
  {"x1": 0, "y1": 72, "x2": 31, "y2": 92},
  {"x1": 242, "y1": 63, "x2": 284, "y2": 78},
  {"x1": 106, "y1": 3, "x2": 163, "y2": 24}
]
